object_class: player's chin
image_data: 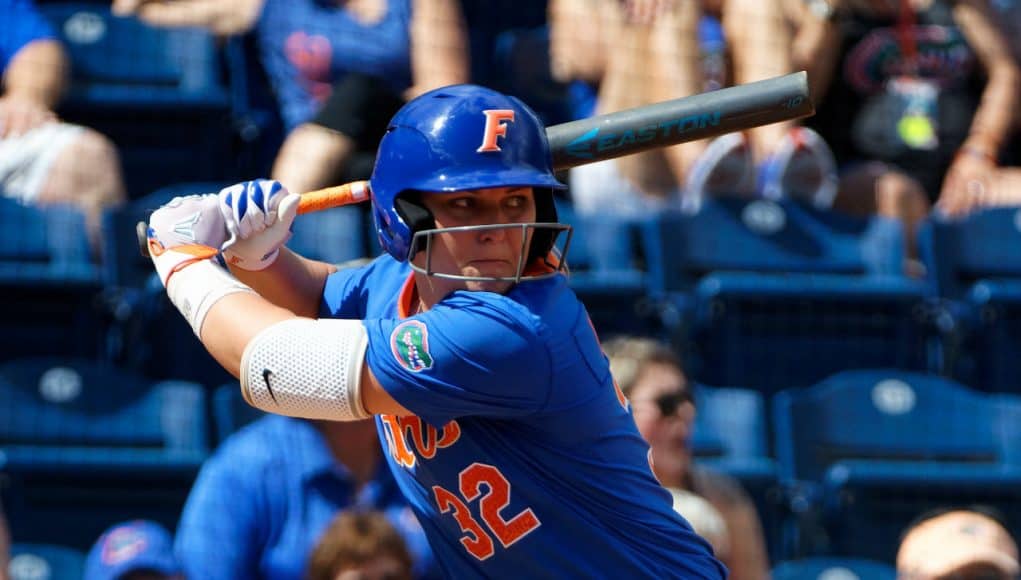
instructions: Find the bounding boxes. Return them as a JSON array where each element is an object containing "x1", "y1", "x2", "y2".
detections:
[
  {"x1": 464, "y1": 278, "x2": 515, "y2": 294},
  {"x1": 462, "y1": 264, "x2": 516, "y2": 294}
]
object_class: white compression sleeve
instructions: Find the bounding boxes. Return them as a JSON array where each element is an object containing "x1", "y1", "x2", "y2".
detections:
[
  {"x1": 165, "y1": 259, "x2": 254, "y2": 336},
  {"x1": 239, "y1": 318, "x2": 370, "y2": 421}
]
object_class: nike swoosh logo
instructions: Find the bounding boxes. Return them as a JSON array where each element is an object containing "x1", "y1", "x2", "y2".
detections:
[{"x1": 262, "y1": 368, "x2": 278, "y2": 404}]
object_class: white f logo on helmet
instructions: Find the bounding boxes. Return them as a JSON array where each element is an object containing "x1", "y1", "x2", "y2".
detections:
[{"x1": 477, "y1": 109, "x2": 515, "y2": 152}]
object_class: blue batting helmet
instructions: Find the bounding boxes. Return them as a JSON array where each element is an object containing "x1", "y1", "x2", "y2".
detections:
[{"x1": 369, "y1": 84, "x2": 566, "y2": 263}]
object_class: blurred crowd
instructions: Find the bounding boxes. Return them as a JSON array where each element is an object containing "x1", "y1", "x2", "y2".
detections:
[{"x1": 3, "y1": 0, "x2": 1021, "y2": 577}]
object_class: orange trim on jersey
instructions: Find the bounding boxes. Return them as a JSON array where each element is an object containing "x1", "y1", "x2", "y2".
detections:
[
  {"x1": 522, "y1": 251, "x2": 561, "y2": 277},
  {"x1": 397, "y1": 273, "x2": 417, "y2": 319}
]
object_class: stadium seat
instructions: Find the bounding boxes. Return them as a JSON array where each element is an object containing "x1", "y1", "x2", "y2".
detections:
[
  {"x1": 0, "y1": 199, "x2": 105, "y2": 362},
  {"x1": 641, "y1": 198, "x2": 932, "y2": 392},
  {"x1": 212, "y1": 383, "x2": 265, "y2": 444},
  {"x1": 691, "y1": 385, "x2": 783, "y2": 562},
  {"x1": 554, "y1": 200, "x2": 658, "y2": 338},
  {"x1": 771, "y1": 557, "x2": 896, "y2": 580},
  {"x1": 919, "y1": 209, "x2": 1021, "y2": 392},
  {"x1": 8, "y1": 544, "x2": 86, "y2": 580},
  {"x1": 643, "y1": 198, "x2": 906, "y2": 294},
  {"x1": 39, "y1": 3, "x2": 233, "y2": 197},
  {"x1": 918, "y1": 208, "x2": 1021, "y2": 299},
  {"x1": 772, "y1": 369, "x2": 1021, "y2": 562},
  {"x1": 0, "y1": 357, "x2": 209, "y2": 550}
]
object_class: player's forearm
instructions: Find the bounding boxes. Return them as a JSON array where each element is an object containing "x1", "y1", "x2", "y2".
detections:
[
  {"x1": 200, "y1": 291, "x2": 300, "y2": 377},
  {"x1": 407, "y1": 0, "x2": 469, "y2": 97},
  {"x1": 228, "y1": 247, "x2": 335, "y2": 318},
  {"x1": 3, "y1": 40, "x2": 68, "y2": 108}
]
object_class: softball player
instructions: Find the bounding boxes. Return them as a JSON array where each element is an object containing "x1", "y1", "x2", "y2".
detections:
[{"x1": 146, "y1": 84, "x2": 726, "y2": 578}]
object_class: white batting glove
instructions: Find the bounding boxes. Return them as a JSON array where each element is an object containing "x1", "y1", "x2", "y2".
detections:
[
  {"x1": 218, "y1": 179, "x2": 300, "y2": 271},
  {"x1": 146, "y1": 194, "x2": 227, "y2": 287}
]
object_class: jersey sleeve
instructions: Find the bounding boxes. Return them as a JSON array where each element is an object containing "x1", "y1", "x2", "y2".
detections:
[
  {"x1": 319, "y1": 263, "x2": 373, "y2": 319},
  {"x1": 363, "y1": 292, "x2": 553, "y2": 427},
  {"x1": 0, "y1": 0, "x2": 58, "y2": 71}
]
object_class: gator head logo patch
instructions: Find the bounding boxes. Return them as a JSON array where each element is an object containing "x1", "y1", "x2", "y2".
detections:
[{"x1": 391, "y1": 320, "x2": 433, "y2": 372}]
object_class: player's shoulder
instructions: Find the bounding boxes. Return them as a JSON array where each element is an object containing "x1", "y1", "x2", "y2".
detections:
[
  {"x1": 330, "y1": 253, "x2": 409, "y2": 289},
  {"x1": 432, "y1": 274, "x2": 581, "y2": 342}
]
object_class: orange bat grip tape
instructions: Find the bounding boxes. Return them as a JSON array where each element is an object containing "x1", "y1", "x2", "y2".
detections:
[{"x1": 296, "y1": 180, "x2": 371, "y2": 215}]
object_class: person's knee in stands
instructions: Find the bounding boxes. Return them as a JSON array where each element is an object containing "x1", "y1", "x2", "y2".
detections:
[{"x1": 36, "y1": 126, "x2": 126, "y2": 251}]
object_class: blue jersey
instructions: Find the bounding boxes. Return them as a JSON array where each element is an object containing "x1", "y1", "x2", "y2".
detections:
[
  {"x1": 321, "y1": 256, "x2": 727, "y2": 578},
  {"x1": 0, "y1": 0, "x2": 57, "y2": 72},
  {"x1": 256, "y1": 0, "x2": 413, "y2": 130},
  {"x1": 175, "y1": 415, "x2": 439, "y2": 580}
]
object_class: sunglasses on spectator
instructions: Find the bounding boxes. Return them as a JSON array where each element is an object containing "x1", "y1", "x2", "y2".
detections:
[{"x1": 652, "y1": 390, "x2": 695, "y2": 417}]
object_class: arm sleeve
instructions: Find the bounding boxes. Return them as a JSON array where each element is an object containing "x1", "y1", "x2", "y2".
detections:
[
  {"x1": 364, "y1": 292, "x2": 553, "y2": 427},
  {"x1": 0, "y1": 0, "x2": 57, "y2": 71},
  {"x1": 174, "y1": 455, "x2": 264, "y2": 580}
]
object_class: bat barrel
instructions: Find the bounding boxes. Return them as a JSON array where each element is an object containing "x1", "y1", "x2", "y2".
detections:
[{"x1": 547, "y1": 71, "x2": 814, "y2": 171}]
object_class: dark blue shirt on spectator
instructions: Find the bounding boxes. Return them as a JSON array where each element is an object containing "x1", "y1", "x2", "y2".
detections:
[{"x1": 174, "y1": 415, "x2": 437, "y2": 580}]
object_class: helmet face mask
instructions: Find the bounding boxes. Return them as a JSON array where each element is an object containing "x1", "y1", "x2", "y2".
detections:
[
  {"x1": 369, "y1": 84, "x2": 570, "y2": 282},
  {"x1": 409, "y1": 222, "x2": 573, "y2": 283}
]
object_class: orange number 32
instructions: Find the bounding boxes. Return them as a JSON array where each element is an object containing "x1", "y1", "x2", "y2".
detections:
[{"x1": 432, "y1": 463, "x2": 541, "y2": 561}]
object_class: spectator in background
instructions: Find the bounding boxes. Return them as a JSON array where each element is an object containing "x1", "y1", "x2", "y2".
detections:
[
  {"x1": 84, "y1": 520, "x2": 183, "y2": 580},
  {"x1": 794, "y1": 0, "x2": 1021, "y2": 232},
  {"x1": 1, "y1": 0, "x2": 126, "y2": 256},
  {"x1": 897, "y1": 506, "x2": 1019, "y2": 580},
  {"x1": 112, "y1": 0, "x2": 468, "y2": 194},
  {"x1": 551, "y1": 0, "x2": 837, "y2": 219},
  {"x1": 603, "y1": 336, "x2": 770, "y2": 580},
  {"x1": 307, "y1": 511, "x2": 413, "y2": 580},
  {"x1": 174, "y1": 415, "x2": 437, "y2": 580}
]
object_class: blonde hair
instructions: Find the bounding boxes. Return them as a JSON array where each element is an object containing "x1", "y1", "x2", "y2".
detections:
[
  {"x1": 601, "y1": 336, "x2": 685, "y2": 397},
  {"x1": 307, "y1": 511, "x2": 413, "y2": 580}
]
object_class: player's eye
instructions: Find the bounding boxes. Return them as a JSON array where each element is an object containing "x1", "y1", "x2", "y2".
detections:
[
  {"x1": 505, "y1": 196, "x2": 526, "y2": 208},
  {"x1": 448, "y1": 196, "x2": 473, "y2": 210}
]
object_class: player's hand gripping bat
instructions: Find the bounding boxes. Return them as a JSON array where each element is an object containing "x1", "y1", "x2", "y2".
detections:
[{"x1": 139, "y1": 71, "x2": 814, "y2": 256}]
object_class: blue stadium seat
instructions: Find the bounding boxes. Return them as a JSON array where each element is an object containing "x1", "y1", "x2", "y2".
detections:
[
  {"x1": 771, "y1": 557, "x2": 896, "y2": 580},
  {"x1": 919, "y1": 209, "x2": 1021, "y2": 392},
  {"x1": 772, "y1": 369, "x2": 1021, "y2": 562},
  {"x1": 212, "y1": 383, "x2": 265, "y2": 444},
  {"x1": 643, "y1": 199, "x2": 906, "y2": 295},
  {"x1": 0, "y1": 199, "x2": 105, "y2": 362},
  {"x1": 691, "y1": 385, "x2": 782, "y2": 562},
  {"x1": 39, "y1": 3, "x2": 233, "y2": 196},
  {"x1": 0, "y1": 357, "x2": 209, "y2": 549},
  {"x1": 8, "y1": 544, "x2": 86, "y2": 580},
  {"x1": 554, "y1": 200, "x2": 657, "y2": 337},
  {"x1": 919, "y1": 208, "x2": 1021, "y2": 299},
  {"x1": 287, "y1": 204, "x2": 368, "y2": 265},
  {"x1": 641, "y1": 199, "x2": 931, "y2": 392}
]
